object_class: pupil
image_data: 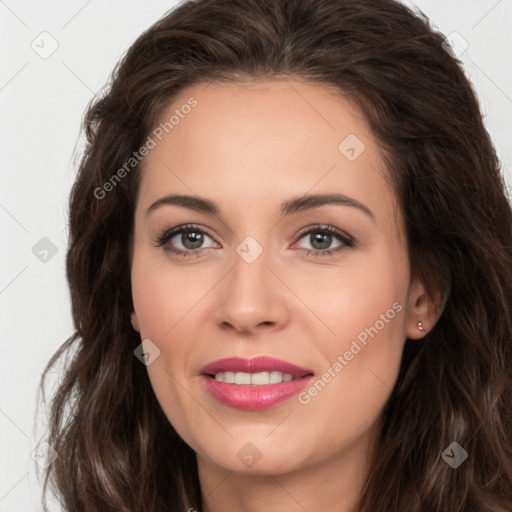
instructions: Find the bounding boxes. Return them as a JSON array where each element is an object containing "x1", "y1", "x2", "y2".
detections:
[
  {"x1": 183, "y1": 230, "x2": 203, "y2": 249},
  {"x1": 312, "y1": 232, "x2": 331, "y2": 250}
]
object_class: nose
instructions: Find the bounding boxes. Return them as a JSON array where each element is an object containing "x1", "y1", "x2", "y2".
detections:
[{"x1": 213, "y1": 245, "x2": 290, "y2": 336}]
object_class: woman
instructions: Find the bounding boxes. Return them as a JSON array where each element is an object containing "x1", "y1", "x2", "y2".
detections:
[{"x1": 38, "y1": 0, "x2": 512, "y2": 510}]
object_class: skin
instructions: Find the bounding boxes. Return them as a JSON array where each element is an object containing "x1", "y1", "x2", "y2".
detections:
[{"x1": 130, "y1": 78, "x2": 442, "y2": 512}]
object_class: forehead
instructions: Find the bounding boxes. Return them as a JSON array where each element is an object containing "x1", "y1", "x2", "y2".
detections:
[{"x1": 137, "y1": 78, "x2": 397, "y2": 227}]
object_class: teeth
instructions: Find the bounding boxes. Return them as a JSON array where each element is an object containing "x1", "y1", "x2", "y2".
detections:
[{"x1": 214, "y1": 371, "x2": 297, "y2": 385}]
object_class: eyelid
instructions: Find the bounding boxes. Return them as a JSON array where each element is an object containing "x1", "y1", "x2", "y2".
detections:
[
  {"x1": 154, "y1": 223, "x2": 355, "y2": 257},
  {"x1": 154, "y1": 223, "x2": 218, "y2": 247},
  {"x1": 294, "y1": 224, "x2": 354, "y2": 245}
]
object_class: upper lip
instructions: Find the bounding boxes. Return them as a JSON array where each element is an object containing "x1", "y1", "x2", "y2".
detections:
[{"x1": 201, "y1": 356, "x2": 314, "y2": 377}]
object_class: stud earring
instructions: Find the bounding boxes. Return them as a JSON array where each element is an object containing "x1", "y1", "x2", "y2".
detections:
[{"x1": 417, "y1": 321, "x2": 424, "y2": 331}]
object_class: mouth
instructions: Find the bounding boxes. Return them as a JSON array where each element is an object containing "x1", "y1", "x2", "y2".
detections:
[
  {"x1": 200, "y1": 356, "x2": 315, "y2": 410},
  {"x1": 204, "y1": 370, "x2": 312, "y2": 385},
  {"x1": 200, "y1": 355, "x2": 314, "y2": 380}
]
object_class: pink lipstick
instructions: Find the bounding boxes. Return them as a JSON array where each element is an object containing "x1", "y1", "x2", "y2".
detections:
[{"x1": 200, "y1": 356, "x2": 314, "y2": 410}]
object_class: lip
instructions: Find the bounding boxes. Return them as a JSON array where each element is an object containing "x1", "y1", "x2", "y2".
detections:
[
  {"x1": 200, "y1": 356, "x2": 313, "y2": 377},
  {"x1": 202, "y1": 375, "x2": 314, "y2": 410},
  {"x1": 200, "y1": 356, "x2": 315, "y2": 410}
]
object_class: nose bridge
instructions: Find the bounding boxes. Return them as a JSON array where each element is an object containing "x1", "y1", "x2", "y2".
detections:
[
  {"x1": 214, "y1": 235, "x2": 288, "y2": 332},
  {"x1": 229, "y1": 237, "x2": 272, "y2": 305}
]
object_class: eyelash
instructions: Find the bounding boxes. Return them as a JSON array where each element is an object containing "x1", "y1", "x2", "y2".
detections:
[{"x1": 153, "y1": 223, "x2": 355, "y2": 259}]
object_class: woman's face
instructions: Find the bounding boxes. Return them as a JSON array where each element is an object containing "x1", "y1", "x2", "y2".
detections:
[{"x1": 130, "y1": 78, "x2": 426, "y2": 476}]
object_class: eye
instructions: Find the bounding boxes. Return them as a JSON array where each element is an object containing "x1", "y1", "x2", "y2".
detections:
[
  {"x1": 293, "y1": 225, "x2": 354, "y2": 257},
  {"x1": 154, "y1": 224, "x2": 218, "y2": 257},
  {"x1": 154, "y1": 223, "x2": 354, "y2": 259}
]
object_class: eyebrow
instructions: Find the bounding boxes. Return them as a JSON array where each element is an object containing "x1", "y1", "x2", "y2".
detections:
[{"x1": 146, "y1": 193, "x2": 375, "y2": 221}]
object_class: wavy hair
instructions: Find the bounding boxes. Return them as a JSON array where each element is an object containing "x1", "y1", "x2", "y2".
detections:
[{"x1": 38, "y1": 0, "x2": 512, "y2": 510}]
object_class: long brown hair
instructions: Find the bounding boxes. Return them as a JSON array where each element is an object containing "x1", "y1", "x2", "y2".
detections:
[{"x1": 38, "y1": 0, "x2": 512, "y2": 510}]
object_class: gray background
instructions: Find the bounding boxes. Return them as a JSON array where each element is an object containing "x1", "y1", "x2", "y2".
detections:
[{"x1": 1, "y1": 0, "x2": 511, "y2": 509}]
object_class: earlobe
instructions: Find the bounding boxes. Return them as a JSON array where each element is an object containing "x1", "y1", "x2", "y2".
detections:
[
  {"x1": 131, "y1": 311, "x2": 140, "y2": 332},
  {"x1": 405, "y1": 279, "x2": 445, "y2": 340}
]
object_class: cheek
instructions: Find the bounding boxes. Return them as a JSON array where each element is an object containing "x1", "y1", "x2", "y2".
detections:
[
  {"x1": 130, "y1": 253, "x2": 203, "y2": 434},
  {"x1": 295, "y1": 246, "x2": 408, "y2": 347},
  {"x1": 295, "y1": 253, "x2": 408, "y2": 432},
  {"x1": 131, "y1": 270, "x2": 172, "y2": 340},
  {"x1": 131, "y1": 250, "x2": 206, "y2": 339}
]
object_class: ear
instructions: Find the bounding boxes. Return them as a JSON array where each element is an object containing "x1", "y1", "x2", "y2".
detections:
[
  {"x1": 405, "y1": 278, "x2": 446, "y2": 339},
  {"x1": 131, "y1": 311, "x2": 140, "y2": 333}
]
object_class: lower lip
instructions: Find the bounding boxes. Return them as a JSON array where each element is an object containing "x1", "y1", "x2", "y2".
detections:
[{"x1": 202, "y1": 375, "x2": 314, "y2": 410}]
